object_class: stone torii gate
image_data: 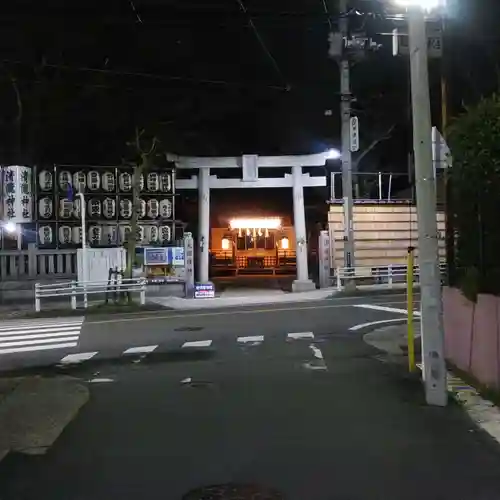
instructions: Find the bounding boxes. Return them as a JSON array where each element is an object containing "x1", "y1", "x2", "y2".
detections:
[{"x1": 169, "y1": 152, "x2": 329, "y2": 293}]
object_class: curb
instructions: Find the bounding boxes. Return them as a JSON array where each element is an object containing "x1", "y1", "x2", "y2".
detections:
[{"x1": 364, "y1": 324, "x2": 500, "y2": 446}]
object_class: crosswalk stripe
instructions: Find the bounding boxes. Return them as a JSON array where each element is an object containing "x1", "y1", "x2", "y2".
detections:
[
  {"x1": 0, "y1": 319, "x2": 84, "y2": 332},
  {"x1": 0, "y1": 317, "x2": 84, "y2": 356},
  {"x1": 0, "y1": 326, "x2": 82, "y2": 337},
  {"x1": 0, "y1": 342, "x2": 78, "y2": 355},
  {"x1": 0, "y1": 331, "x2": 83, "y2": 342},
  {"x1": 0, "y1": 336, "x2": 79, "y2": 348}
]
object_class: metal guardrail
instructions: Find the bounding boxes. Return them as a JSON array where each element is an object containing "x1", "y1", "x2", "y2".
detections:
[
  {"x1": 34, "y1": 278, "x2": 147, "y2": 312},
  {"x1": 334, "y1": 263, "x2": 447, "y2": 291}
]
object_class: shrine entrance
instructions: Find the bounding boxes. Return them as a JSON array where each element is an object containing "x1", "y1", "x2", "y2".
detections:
[{"x1": 172, "y1": 152, "x2": 329, "y2": 293}]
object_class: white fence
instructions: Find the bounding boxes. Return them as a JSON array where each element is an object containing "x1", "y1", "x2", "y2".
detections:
[
  {"x1": 35, "y1": 278, "x2": 146, "y2": 311},
  {"x1": 334, "y1": 263, "x2": 447, "y2": 291},
  {"x1": 0, "y1": 245, "x2": 77, "y2": 280}
]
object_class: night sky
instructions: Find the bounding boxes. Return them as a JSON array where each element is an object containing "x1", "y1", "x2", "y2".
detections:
[{"x1": 1, "y1": 0, "x2": 499, "y2": 223}]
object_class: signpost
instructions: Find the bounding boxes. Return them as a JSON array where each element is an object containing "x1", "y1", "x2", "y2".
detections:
[
  {"x1": 194, "y1": 283, "x2": 215, "y2": 299},
  {"x1": 183, "y1": 232, "x2": 195, "y2": 297},
  {"x1": 318, "y1": 230, "x2": 331, "y2": 289}
]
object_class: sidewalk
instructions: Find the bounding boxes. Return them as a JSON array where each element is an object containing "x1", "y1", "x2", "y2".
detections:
[
  {"x1": 0, "y1": 376, "x2": 89, "y2": 462},
  {"x1": 148, "y1": 287, "x2": 338, "y2": 310},
  {"x1": 364, "y1": 322, "x2": 500, "y2": 445}
]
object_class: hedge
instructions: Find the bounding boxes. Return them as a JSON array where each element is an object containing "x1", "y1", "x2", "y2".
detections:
[{"x1": 447, "y1": 93, "x2": 500, "y2": 301}]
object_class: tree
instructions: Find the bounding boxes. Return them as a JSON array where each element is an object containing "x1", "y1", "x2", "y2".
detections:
[
  {"x1": 351, "y1": 123, "x2": 396, "y2": 197},
  {"x1": 123, "y1": 128, "x2": 162, "y2": 286},
  {"x1": 447, "y1": 92, "x2": 500, "y2": 300}
]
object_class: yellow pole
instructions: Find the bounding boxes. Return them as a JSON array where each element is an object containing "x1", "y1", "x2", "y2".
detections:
[{"x1": 407, "y1": 247, "x2": 416, "y2": 372}]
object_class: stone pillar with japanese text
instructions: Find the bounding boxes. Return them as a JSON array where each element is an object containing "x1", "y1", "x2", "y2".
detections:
[{"x1": 1, "y1": 166, "x2": 33, "y2": 249}]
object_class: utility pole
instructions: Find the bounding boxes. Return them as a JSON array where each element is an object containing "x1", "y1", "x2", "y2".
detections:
[
  {"x1": 407, "y1": 5, "x2": 447, "y2": 407},
  {"x1": 339, "y1": 0, "x2": 355, "y2": 271}
]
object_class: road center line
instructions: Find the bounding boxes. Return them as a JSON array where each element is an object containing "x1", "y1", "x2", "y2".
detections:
[
  {"x1": 60, "y1": 352, "x2": 98, "y2": 364},
  {"x1": 237, "y1": 336, "x2": 264, "y2": 343},
  {"x1": 123, "y1": 345, "x2": 158, "y2": 355},
  {"x1": 182, "y1": 340, "x2": 213, "y2": 348},
  {"x1": 288, "y1": 332, "x2": 314, "y2": 340}
]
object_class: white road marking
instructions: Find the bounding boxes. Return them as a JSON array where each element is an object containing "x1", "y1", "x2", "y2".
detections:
[
  {"x1": 349, "y1": 318, "x2": 412, "y2": 331},
  {"x1": 123, "y1": 345, "x2": 158, "y2": 355},
  {"x1": 0, "y1": 326, "x2": 82, "y2": 337},
  {"x1": 288, "y1": 332, "x2": 314, "y2": 340},
  {"x1": 353, "y1": 304, "x2": 421, "y2": 317},
  {"x1": 0, "y1": 336, "x2": 78, "y2": 348},
  {"x1": 0, "y1": 331, "x2": 83, "y2": 342},
  {"x1": 60, "y1": 352, "x2": 98, "y2": 364},
  {"x1": 181, "y1": 377, "x2": 193, "y2": 384},
  {"x1": 305, "y1": 344, "x2": 328, "y2": 371},
  {"x1": 0, "y1": 343, "x2": 78, "y2": 355},
  {"x1": 237, "y1": 335, "x2": 264, "y2": 343},
  {"x1": 0, "y1": 317, "x2": 85, "y2": 355},
  {"x1": 85, "y1": 297, "x2": 413, "y2": 326},
  {"x1": 0, "y1": 318, "x2": 84, "y2": 332},
  {"x1": 88, "y1": 378, "x2": 114, "y2": 383},
  {"x1": 182, "y1": 340, "x2": 212, "y2": 348},
  {"x1": 303, "y1": 362, "x2": 328, "y2": 371},
  {"x1": 310, "y1": 345, "x2": 324, "y2": 360}
]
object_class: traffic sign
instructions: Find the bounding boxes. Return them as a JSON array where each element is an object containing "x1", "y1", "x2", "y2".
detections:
[
  {"x1": 349, "y1": 116, "x2": 359, "y2": 152},
  {"x1": 392, "y1": 27, "x2": 443, "y2": 59}
]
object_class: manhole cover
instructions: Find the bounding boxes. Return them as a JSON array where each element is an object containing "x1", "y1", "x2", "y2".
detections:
[{"x1": 182, "y1": 483, "x2": 285, "y2": 499}]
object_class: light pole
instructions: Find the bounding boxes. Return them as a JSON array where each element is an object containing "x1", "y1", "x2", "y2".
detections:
[
  {"x1": 339, "y1": 0, "x2": 356, "y2": 272},
  {"x1": 395, "y1": 0, "x2": 447, "y2": 406}
]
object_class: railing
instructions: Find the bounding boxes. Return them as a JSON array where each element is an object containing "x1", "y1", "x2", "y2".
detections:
[
  {"x1": 329, "y1": 171, "x2": 412, "y2": 203},
  {"x1": 0, "y1": 244, "x2": 77, "y2": 280},
  {"x1": 34, "y1": 278, "x2": 147, "y2": 312},
  {"x1": 334, "y1": 263, "x2": 447, "y2": 291}
]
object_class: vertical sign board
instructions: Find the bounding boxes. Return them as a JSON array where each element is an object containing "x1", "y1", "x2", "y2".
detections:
[
  {"x1": 318, "y1": 230, "x2": 331, "y2": 289},
  {"x1": 349, "y1": 116, "x2": 360, "y2": 153},
  {"x1": 392, "y1": 27, "x2": 443, "y2": 59},
  {"x1": 183, "y1": 232, "x2": 195, "y2": 297},
  {"x1": 170, "y1": 246, "x2": 185, "y2": 266}
]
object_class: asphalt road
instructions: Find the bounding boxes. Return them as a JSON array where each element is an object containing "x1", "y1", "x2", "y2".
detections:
[
  {"x1": 0, "y1": 292, "x2": 416, "y2": 372},
  {"x1": 1, "y1": 291, "x2": 500, "y2": 500}
]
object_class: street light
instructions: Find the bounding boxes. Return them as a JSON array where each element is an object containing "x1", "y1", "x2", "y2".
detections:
[
  {"x1": 396, "y1": 0, "x2": 447, "y2": 407},
  {"x1": 394, "y1": 0, "x2": 441, "y2": 9},
  {"x1": 326, "y1": 148, "x2": 341, "y2": 160},
  {"x1": 3, "y1": 222, "x2": 16, "y2": 234}
]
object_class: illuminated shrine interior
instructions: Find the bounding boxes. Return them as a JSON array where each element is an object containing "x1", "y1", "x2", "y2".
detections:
[{"x1": 221, "y1": 217, "x2": 290, "y2": 251}]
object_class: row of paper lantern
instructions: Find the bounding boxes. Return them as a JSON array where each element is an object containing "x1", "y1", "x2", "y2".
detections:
[
  {"x1": 38, "y1": 197, "x2": 173, "y2": 220},
  {"x1": 38, "y1": 170, "x2": 173, "y2": 193},
  {"x1": 38, "y1": 225, "x2": 173, "y2": 245}
]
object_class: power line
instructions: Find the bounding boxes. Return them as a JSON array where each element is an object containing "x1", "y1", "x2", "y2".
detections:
[
  {"x1": 234, "y1": 0, "x2": 291, "y2": 90},
  {"x1": 127, "y1": 0, "x2": 143, "y2": 24},
  {"x1": 2, "y1": 59, "x2": 289, "y2": 91},
  {"x1": 321, "y1": 0, "x2": 333, "y2": 30}
]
